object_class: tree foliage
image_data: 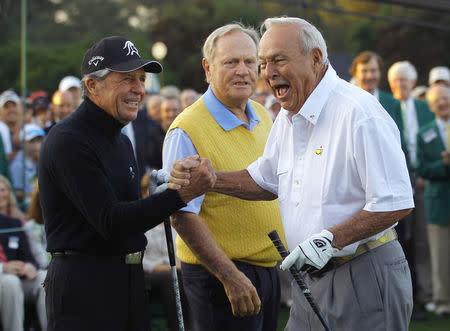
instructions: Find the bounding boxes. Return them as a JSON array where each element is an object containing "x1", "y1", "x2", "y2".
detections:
[{"x1": 0, "y1": 0, "x2": 448, "y2": 95}]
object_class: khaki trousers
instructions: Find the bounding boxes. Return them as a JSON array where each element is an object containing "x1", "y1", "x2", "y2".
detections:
[{"x1": 427, "y1": 223, "x2": 450, "y2": 307}]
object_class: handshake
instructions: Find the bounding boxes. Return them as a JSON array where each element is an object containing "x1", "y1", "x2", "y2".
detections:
[{"x1": 164, "y1": 155, "x2": 216, "y2": 203}]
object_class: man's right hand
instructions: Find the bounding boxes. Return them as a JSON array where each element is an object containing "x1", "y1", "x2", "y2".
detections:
[
  {"x1": 170, "y1": 155, "x2": 216, "y2": 203},
  {"x1": 221, "y1": 268, "x2": 261, "y2": 318}
]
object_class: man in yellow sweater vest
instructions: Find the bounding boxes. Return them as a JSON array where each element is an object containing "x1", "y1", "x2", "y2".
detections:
[{"x1": 163, "y1": 23, "x2": 286, "y2": 330}]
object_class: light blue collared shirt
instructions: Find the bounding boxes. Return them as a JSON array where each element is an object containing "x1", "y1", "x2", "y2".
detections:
[{"x1": 163, "y1": 86, "x2": 261, "y2": 214}]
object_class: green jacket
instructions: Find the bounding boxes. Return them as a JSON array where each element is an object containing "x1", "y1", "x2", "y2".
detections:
[
  {"x1": 378, "y1": 90, "x2": 410, "y2": 167},
  {"x1": 415, "y1": 120, "x2": 450, "y2": 225},
  {"x1": 414, "y1": 99, "x2": 435, "y2": 128}
]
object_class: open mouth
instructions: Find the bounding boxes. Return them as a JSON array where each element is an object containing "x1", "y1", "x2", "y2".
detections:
[
  {"x1": 123, "y1": 100, "x2": 139, "y2": 108},
  {"x1": 233, "y1": 81, "x2": 249, "y2": 87},
  {"x1": 274, "y1": 84, "x2": 290, "y2": 99}
]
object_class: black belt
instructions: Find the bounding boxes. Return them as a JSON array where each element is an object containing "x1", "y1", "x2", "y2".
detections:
[{"x1": 51, "y1": 250, "x2": 144, "y2": 264}]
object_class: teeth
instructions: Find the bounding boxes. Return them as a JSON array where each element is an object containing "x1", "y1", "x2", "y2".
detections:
[{"x1": 276, "y1": 86, "x2": 288, "y2": 97}]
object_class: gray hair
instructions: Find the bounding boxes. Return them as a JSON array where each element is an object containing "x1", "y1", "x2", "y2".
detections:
[
  {"x1": 80, "y1": 68, "x2": 112, "y2": 98},
  {"x1": 202, "y1": 23, "x2": 259, "y2": 64},
  {"x1": 387, "y1": 61, "x2": 417, "y2": 82},
  {"x1": 261, "y1": 17, "x2": 329, "y2": 65},
  {"x1": 160, "y1": 85, "x2": 181, "y2": 99}
]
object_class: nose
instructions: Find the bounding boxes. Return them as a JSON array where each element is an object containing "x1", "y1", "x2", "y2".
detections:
[
  {"x1": 132, "y1": 79, "x2": 146, "y2": 96},
  {"x1": 263, "y1": 62, "x2": 278, "y2": 80},
  {"x1": 235, "y1": 61, "x2": 249, "y2": 76}
]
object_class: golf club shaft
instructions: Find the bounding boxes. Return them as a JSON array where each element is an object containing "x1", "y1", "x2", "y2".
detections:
[
  {"x1": 163, "y1": 218, "x2": 185, "y2": 331},
  {"x1": 268, "y1": 230, "x2": 331, "y2": 331}
]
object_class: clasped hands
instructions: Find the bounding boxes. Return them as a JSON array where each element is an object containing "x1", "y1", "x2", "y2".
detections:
[
  {"x1": 169, "y1": 155, "x2": 216, "y2": 204},
  {"x1": 3, "y1": 260, "x2": 37, "y2": 279}
]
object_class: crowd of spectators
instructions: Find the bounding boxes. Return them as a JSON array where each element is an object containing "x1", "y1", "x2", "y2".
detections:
[{"x1": 0, "y1": 56, "x2": 448, "y2": 330}]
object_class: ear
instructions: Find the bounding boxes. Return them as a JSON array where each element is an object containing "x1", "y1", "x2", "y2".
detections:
[
  {"x1": 202, "y1": 58, "x2": 212, "y2": 82},
  {"x1": 85, "y1": 77, "x2": 100, "y2": 96},
  {"x1": 311, "y1": 48, "x2": 323, "y2": 68}
]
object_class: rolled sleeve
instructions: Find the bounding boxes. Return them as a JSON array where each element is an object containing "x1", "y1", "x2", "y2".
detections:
[{"x1": 354, "y1": 118, "x2": 414, "y2": 212}]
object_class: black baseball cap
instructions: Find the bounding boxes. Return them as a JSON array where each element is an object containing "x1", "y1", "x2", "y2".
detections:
[{"x1": 81, "y1": 36, "x2": 162, "y2": 76}]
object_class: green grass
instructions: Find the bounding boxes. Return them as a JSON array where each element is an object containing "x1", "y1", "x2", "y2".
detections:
[
  {"x1": 151, "y1": 304, "x2": 450, "y2": 330},
  {"x1": 277, "y1": 306, "x2": 450, "y2": 331}
]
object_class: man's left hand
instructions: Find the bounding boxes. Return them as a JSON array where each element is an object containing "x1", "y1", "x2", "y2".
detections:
[{"x1": 280, "y1": 230, "x2": 339, "y2": 272}]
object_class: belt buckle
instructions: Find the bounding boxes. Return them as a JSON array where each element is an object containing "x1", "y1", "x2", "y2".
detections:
[{"x1": 125, "y1": 251, "x2": 142, "y2": 264}]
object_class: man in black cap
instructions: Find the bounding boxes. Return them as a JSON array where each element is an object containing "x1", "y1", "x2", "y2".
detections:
[{"x1": 39, "y1": 36, "x2": 216, "y2": 331}]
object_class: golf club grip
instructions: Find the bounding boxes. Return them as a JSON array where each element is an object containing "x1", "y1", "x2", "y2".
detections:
[
  {"x1": 164, "y1": 218, "x2": 177, "y2": 267},
  {"x1": 268, "y1": 230, "x2": 332, "y2": 331}
]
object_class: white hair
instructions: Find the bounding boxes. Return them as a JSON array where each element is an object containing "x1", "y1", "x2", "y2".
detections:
[
  {"x1": 387, "y1": 61, "x2": 417, "y2": 82},
  {"x1": 261, "y1": 16, "x2": 329, "y2": 65},
  {"x1": 202, "y1": 23, "x2": 259, "y2": 64},
  {"x1": 81, "y1": 68, "x2": 111, "y2": 98}
]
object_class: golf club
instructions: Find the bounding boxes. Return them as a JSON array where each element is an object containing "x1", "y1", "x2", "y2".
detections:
[
  {"x1": 268, "y1": 230, "x2": 331, "y2": 331},
  {"x1": 149, "y1": 170, "x2": 185, "y2": 331}
]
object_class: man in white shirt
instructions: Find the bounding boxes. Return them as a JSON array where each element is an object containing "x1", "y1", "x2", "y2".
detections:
[{"x1": 171, "y1": 16, "x2": 414, "y2": 330}]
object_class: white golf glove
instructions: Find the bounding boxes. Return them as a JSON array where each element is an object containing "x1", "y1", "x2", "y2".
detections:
[
  {"x1": 149, "y1": 169, "x2": 170, "y2": 195},
  {"x1": 280, "y1": 229, "x2": 339, "y2": 272}
]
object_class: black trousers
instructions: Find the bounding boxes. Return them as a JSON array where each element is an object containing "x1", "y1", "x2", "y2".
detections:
[
  {"x1": 181, "y1": 261, "x2": 280, "y2": 331},
  {"x1": 145, "y1": 269, "x2": 190, "y2": 330},
  {"x1": 44, "y1": 254, "x2": 151, "y2": 331}
]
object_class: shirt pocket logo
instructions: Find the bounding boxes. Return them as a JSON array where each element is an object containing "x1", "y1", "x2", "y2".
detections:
[{"x1": 315, "y1": 145, "x2": 324, "y2": 155}]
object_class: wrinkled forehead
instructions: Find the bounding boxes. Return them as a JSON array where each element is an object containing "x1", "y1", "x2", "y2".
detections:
[
  {"x1": 258, "y1": 24, "x2": 301, "y2": 59},
  {"x1": 213, "y1": 31, "x2": 257, "y2": 59}
]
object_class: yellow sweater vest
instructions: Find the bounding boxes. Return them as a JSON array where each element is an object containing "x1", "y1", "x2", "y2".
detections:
[{"x1": 168, "y1": 97, "x2": 286, "y2": 267}]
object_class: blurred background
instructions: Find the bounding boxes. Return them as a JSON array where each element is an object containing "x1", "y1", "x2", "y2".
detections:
[
  {"x1": 1, "y1": 0, "x2": 449, "y2": 93},
  {"x1": 0, "y1": 1, "x2": 449, "y2": 330}
]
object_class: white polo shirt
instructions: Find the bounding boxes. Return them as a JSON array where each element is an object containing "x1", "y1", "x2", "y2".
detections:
[{"x1": 248, "y1": 66, "x2": 414, "y2": 256}]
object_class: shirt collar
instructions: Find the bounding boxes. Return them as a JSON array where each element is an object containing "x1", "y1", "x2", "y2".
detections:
[
  {"x1": 202, "y1": 86, "x2": 260, "y2": 131},
  {"x1": 405, "y1": 97, "x2": 415, "y2": 110},
  {"x1": 436, "y1": 117, "x2": 450, "y2": 129},
  {"x1": 282, "y1": 65, "x2": 338, "y2": 125},
  {"x1": 374, "y1": 88, "x2": 379, "y2": 99},
  {"x1": 82, "y1": 97, "x2": 124, "y2": 137}
]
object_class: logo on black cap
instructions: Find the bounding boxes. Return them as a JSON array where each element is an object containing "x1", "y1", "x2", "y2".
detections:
[
  {"x1": 124, "y1": 41, "x2": 140, "y2": 57},
  {"x1": 81, "y1": 36, "x2": 163, "y2": 76},
  {"x1": 88, "y1": 56, "x2": 105, "y2": 66}
]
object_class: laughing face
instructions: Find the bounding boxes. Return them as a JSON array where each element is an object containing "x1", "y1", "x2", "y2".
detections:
[
  {"x1": 203, "y1": 30, "x2": 258, "y2": 110},
  {"x1": 89, "y1": 68, "x2": 146, "y2": 124},
  {"x1": 258, "y1": 24, "x2": 324, "y2": 114}
]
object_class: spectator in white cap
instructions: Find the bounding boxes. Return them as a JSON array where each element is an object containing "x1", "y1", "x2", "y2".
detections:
[
  {"x1": 0, "y1": 91, "x2": 17, "y2": 157},
  {"x1": 429, "y1": 66, "x2": 450, "y2": 87},
  {"x1": 9, "y1": 123, "x2": 45, "y2": 209},
  {"x1": 0, "y1": 90, "x2": 23, "y2": 161},
  {"x1": 58, "y1": 75, "x2": 82, "y2": 106}
]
